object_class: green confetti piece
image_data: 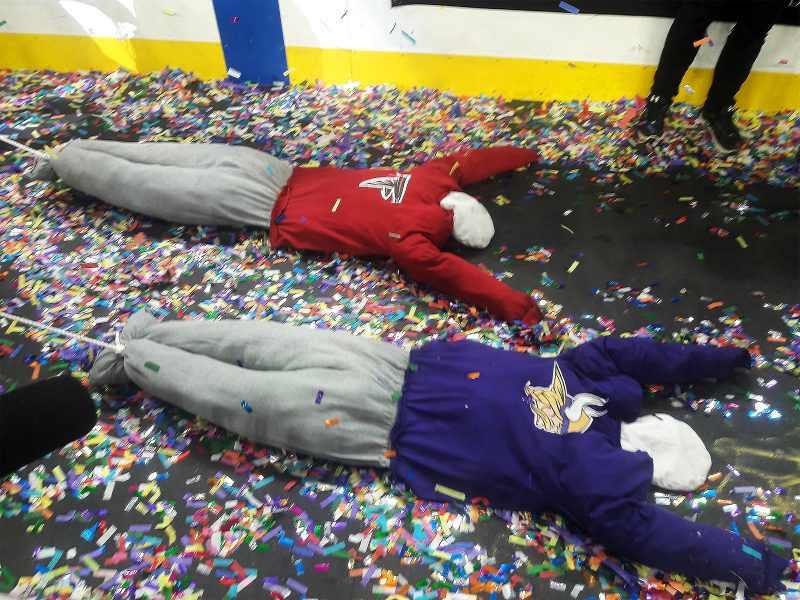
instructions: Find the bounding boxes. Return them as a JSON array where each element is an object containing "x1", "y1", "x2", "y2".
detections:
[
  {"x1": 408, "y1": 362, "x2": 419, "y2": 372},
  {"x1": 0, "y1": 566, "x2": 17, "y2": 593},
  {"x1": 391, "y1": 391, "x2": 402, "y2": 401},
  {"x1": 145, "y1": 361, "x2": 161, "y2": 372},
  {"x1": 697, "y1": 252, "x2": 704, "y2": 260},
  {"x1": 0, "y1": 20, "x2": 7, "y2": 28}
]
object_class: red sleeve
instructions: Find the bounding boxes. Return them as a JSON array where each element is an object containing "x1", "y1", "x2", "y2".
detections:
[
  {"x1": 390, "y1": 233, "x2": 542, "y2": 325},
  {"x1": 417, "y1": 146, "x2": 539, "y2": 187}
]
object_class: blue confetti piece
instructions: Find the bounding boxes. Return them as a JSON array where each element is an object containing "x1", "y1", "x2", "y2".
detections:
[
  {"x1": 559, "y1": 1, "x2": 579, "y2": 13},
  {"x1": 315, "y1": 390, "x2": 324, "y2": 404},
  {"x1": 401, "y1": 30, "x2": 416, "y2": 44},
  {"x1": 253, "y1": 475, "x2": 275, "y2": 489},
  {"x1": 81, "y1": 523, "x2": 100, "y2": 541},
  {"x1": 742, "y1": 545, "x2": 762, "y2": 560},
  {"x1": 274, "y1": 215, "x2": 286, "y2": 223},
  {"x1": 241, "y1": 400, "x2": 253, "y2": 413}
]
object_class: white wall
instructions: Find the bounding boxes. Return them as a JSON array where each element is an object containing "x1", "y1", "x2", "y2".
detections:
[
  {"x1": 0, "y1": 0, "x2": 220, "y2": 42},
  {"x1": 278, "y1": 0, "x2": 800, "y2": 74}
]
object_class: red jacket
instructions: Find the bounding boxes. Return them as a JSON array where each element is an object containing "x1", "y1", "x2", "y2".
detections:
[{"x1": 269, "y1": 146, "x2": 542, "y2": 325}]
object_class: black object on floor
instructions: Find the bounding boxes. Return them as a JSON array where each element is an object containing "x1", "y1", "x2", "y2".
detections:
[{"x1": 0, "y1": 375, "x2": 97, "y2": 477}]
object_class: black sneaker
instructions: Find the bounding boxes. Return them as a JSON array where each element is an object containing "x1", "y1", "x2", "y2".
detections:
[
  {"x1": 632, "y1": 95, "x2": 671, "y2": 142},
  {"x1": 701, "y1": 105, "x2": 742, "y2": 154}
]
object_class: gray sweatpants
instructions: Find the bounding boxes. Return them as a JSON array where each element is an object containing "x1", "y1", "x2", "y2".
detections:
[
  {"x1": 51, "y1": 140, "x2": 293, "y2": 228},
  {"x1": 89, "y1": 312, "x2": 410, "y2": 467}
]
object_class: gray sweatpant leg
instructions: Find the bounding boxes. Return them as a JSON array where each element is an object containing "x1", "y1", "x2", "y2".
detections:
[
  {"x1": 52, "y1": 140, "x2": 293, "y2": 228},
  {"x1": 89, "y1": 312, "x2": 410, "y2": 467}
]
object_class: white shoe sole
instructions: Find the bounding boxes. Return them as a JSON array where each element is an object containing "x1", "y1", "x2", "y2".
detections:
[
  {"x1": 633, "y1": 129, "x2": 665, "y2": 145},
  {"x1": 698, "y1": 115, "x2": 739, "y2": 155}
]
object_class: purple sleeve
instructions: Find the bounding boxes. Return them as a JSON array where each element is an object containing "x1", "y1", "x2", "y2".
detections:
[
  {"x1": 578, "y1": 496, "x2": 789, "y2": 595},
  {"x1": 557, "y1": 437, "x2": 789, "y2": 595},
  {"x1": 574, "y1": 337, "x2": 751, "y2": 385}
]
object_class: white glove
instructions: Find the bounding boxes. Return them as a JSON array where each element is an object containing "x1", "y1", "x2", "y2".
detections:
[
  {"x1": 439, "y1": 191, "x2": 495, "y2": 249},
  {"x1": 620, "y1": 413, "x2": 712, "y2": 492}
]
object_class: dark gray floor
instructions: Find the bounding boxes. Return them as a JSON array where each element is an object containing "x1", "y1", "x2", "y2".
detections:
[{"x1": 0, "y1": 72, "x2": 798, "y2": 599}]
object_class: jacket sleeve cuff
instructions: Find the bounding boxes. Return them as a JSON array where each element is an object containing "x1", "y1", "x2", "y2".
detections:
[{"x1": 516, "y1": 298, "x2": 542, "y2": 326}]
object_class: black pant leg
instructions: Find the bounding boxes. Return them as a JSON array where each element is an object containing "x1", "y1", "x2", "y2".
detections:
[
  {"x1": 704, "y1": 1, "x2": 786, "y2": 112},
  {"x1": 650, "y1": 1, "x2": 725, "y2": 101},
  {"x1": 0, "y1": 375, "x2": 97, "y2": 476}
]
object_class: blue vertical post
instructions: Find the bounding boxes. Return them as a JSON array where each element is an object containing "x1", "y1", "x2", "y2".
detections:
[{"x1": 212, "y1": 0, "x2": 289, "y2": 86}]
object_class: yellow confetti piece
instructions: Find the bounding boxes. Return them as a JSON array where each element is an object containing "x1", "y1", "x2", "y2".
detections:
[
  {"x1": 283, "y1": 67, "x2": 296, "y2": 76},
  {"x1": 467, "y1": 371, "x2": 480, "y2": 379},
  {"x1": 440, "y1": 515, "x2": 451, "y2": 537},
  {"x1": 81, "y1": 556, "x2": 100, "y2": 572},
  {"x1": 449, "y1": 161, "x2": 459, "y2": 175},
  {"x1": 44, "y1": 145, "x2": 59, "y2": 160},
  {"x1": 434, "y1": 483, "x2": 465, "y2": 501},
  {"x1": 332, "y1": 198, "x2": 341, "y2": 212},
  {"x1": 509, "y1": 535, "x2": 529, "y2": 545},
  {"x1": 52, "y1": 466, "x2": 66, "y2": 482},
  {"x1": 430, "y1": 550, "x2": 452, "y2": 561},
  {"x1": 161, "y1": 8, "x2": 177, "y2": 15},
  {"x1": 736, "y1": 236, "x2": 748, "y2": 248},
  {"x1": 325, "y1": 418, "x2": 340, "y2": 427},
  {"x1": 560, "y1": 224, "x2": 575, "y2": 235},
  {"x1": 165, "y1": 525, "x2": 177, "y2": 544},
  {"x1": 5, "y1": 320, "x2": 25, "y2": 335},
  {"x1": 567, "y1": 260, "x2": 579, "y2": 273}
]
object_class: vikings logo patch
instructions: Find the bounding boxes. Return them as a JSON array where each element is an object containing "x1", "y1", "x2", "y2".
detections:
[
  {"x1": 358, "y1": 174, "x2": 411, "y2": 204},
  {"x1": 524, "y1": 363, "x2": 608, "y2": 435}
]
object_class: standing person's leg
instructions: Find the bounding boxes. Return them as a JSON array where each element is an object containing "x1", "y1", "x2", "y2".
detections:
[
  {"x1": 633, "y1": 1, "x2": 723, "y2": 141},
  {"x1": 700, "y1": 1, "x2": 786, "y2": 153},
  {"x1": 30, "y1": 141, "x2": 293, "y2": 228}
]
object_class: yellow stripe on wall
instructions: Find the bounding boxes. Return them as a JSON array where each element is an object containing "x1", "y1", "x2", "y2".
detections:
[
  {"x1": 0, "y1": 33, "x2": 227, "y2": 80},
  {"x1": 287, "y1": 47, "x2": 799, "y2": 113}
]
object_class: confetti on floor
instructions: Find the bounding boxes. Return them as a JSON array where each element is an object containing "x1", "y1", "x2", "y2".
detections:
[{"x1": 0, "y1": 68, "x2": 798, "y2": 599}]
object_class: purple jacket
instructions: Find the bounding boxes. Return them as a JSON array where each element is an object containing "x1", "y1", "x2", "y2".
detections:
[{"x1": 390, "y1": 337, "x2": 788, "y2": 593}]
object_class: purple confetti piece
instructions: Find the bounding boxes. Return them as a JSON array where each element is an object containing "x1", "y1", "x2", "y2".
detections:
[{"x1": 286, "y1": 578, "x2": 308, "y2": 595}]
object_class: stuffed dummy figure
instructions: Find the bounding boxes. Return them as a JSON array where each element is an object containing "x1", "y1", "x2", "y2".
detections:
[
  {"x1": 6, "y1": 137, "x2": 542, "y2": 325},
  {"x1": 88, "y1": 311, "x2": 793, "y2": 594}
]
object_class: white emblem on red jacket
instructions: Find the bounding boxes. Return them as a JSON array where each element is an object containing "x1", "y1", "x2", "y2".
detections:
[{"x1": 358, "y1": 174, "x2": 411, "y2": 204}]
